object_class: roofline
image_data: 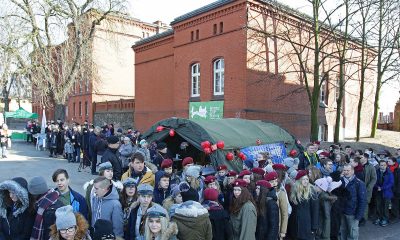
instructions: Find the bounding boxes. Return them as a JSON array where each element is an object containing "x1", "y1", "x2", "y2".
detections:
[{"x1": 132, "y1": 29, "x2": 174, "y2": 48}]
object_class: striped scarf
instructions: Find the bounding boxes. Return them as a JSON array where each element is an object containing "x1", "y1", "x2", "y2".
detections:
[{"x1": 31, "y1": 189, "x2": 60, "y2": 240}]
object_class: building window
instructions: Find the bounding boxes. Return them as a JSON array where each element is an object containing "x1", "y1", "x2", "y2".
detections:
[
  {"x1": 196, "y1": 29, "x2": 199, "y2": 40},
  {"x1": 213, "y1": 24, "x2": 217, "y2": 35},
  {"x1": 142, "y1": 32, "x2": 145, "y2": 38},
  {"x1": 191, "y1": 31, "x2": 194, "y2": 41},
  {"x1": 85, "y1": 101, "x2": 88, "y2": 116},
  {"x1": 191, "y1": 63, "x2": 200, "y2": 97},
  {"x1": 219, "y1": 22, "x2": 224, "y2": 33},
  {"x1": 213, "y1": 58, "x2": 224, "y2": 95},
  {"x1": 79, "y1": 101, "x2": 82, "y2": 116},
  {"x1": 73, "y1": 102, "x2": 76, "y2": 116}
]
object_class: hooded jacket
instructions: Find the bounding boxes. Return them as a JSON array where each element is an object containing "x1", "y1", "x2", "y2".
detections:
[
  {"x1": 203, "y1": 201, "x2": 233, "y2": 240},
  {"x1": 256, "y1": 189, "x2": 279, "y2": 240},
  {"x1": 90, "y1": 186, "x2": 124, "y2": 237},
  {"x1": 49, "y1": 213, "x2": 91, "y2": 240},
  {"x1": 171, "y1": 201, "x2": 213, "y2": 240},
  {"x1": 375, "y1": 168, "x2": 394, "y2": 199},
  {"x1": 121, "y1": 167, "x2": 155, "y2": 187},
  {"x1": 153, "y1": 171, "x2": 171, "y2": 205},
  {"x1": 0, "y1": 180, "x2": 35, "y2": 240}
]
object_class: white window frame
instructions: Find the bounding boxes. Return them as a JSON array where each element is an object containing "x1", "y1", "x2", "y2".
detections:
[
  {"x1": 191, "y1": 63, "x2": 200, "y2": 97},
  {"x1": 213, "y1": 58, "x2": 224, "y2": 95}
]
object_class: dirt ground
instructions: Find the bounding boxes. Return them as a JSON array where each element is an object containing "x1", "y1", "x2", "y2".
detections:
[{"x1": 320, "y1": 129, "x2": 400, "y2": 155}]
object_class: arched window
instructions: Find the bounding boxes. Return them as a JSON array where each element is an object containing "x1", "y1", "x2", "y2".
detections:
[
  {"x1": 191, "y1": 63, "x2": 200, "y2": 97},
  {"x1": 213, "y1": 58, "x2": 224, "y2": 95}
]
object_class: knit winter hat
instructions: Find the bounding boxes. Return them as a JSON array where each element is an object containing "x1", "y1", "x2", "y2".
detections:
[
  {"x1": 170, "y1": 184, "x2": 181, "y2": 198},
  {"x1": 137, "y1": 184, "x2": 154, "y2": 195},
  {"x1": 107, "y1": 136, "x2": 119, "y2": 144},
  {"x1": 122, "y1": 178, "x2": 137, "y2": 187},
  {"x1": 28, "y1": 176, "x2": 48, "y2": 195},
  {"x1": 98, "y1": 162, "x2": 113, "y2": 172},
  {"x1": 186, "y1": 165, "x2": 201, "y2": 178},
  {"x1": 93, "y1": 219, "x2": 115, "y2": 240},
  {"x1": 12, "y1": 177, "x2": 28, "y2": 190},
  {"x1": 289, "y1": 170, "x2": 298, "y2": 180},
  {"x1": 55, "y1": 205, "x2": 76, "y2": 229},
  {"x1": 180, "y1": 187, "x2": 199, "y2": 202},
  {"x1": 204, "y1": 188, "x2": 219, "y2": 201},
  {"x1": 283, "y1": 157, "x2": 295, "y2": 169},
  {"x1": 147, "y1": 204, "x2": 168, "y2": 218},
  {"x1": 314, "y1": 177, "x2": 329, "y2": 192}
]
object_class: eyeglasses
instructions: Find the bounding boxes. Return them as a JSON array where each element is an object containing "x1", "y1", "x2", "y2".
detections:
[{"x1": 59, "y1": 226, "x2": 76, "y2": 234}]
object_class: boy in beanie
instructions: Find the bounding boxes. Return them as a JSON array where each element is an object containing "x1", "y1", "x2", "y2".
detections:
[
  {"x1": 49, "y1": 205, "x2": 91, "y2": 240},
  {"x1": 28, "y1": 176, "x2": 64, "y2": 240}
]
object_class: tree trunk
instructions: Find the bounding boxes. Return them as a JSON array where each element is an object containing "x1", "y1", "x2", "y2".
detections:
[
  {"x1": 334, "y1": 60, "x2": 345, "y2": 143},
  {"x1": 54, "y1": 103, "x2": 66, "y2": 122},
  {"x1": 371, "y1": 74, "x2": 382, "y2": 137},
  {"x1": 310, "y1": 102, "x2": 319, "y2": 141}
]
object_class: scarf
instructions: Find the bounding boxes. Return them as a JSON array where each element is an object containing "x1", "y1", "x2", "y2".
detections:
[
  {"x1": 343, "y1": 175, "x2": 355, "y2": 187},
  {"x1": 31, "y1": 189, "x2": 59, "y2": 240},
  {"x1": 354, "y1": 164, "x2": 363, "y2": 173},
  {"x1": 320, "y1": 166, "x2": 332, "y2": 177},
  {"x1": 389, "y1": 162, "x2": 399, "y2": 173}
]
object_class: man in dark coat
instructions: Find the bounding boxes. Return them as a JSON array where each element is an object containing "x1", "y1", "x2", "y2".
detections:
[
  {"x1": 340, "y1": 164, "x2": 367, "y2": 239},
  {"x1": 71, "y1": 126, "x2": 81, "y2": 163},
  {"x1": 374, "y1": 160, "x2": 394, "y2": 226},
  {"x1": 101, "y1": 136, "x2": 123, "y2": 181},
  {"x1": 89, "y1": 127, "x2": 100, "y2": 175}
]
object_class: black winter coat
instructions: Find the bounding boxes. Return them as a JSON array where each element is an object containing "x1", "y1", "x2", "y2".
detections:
[
  {"x1": 101, "y1": 148, "x2": 123, "y2": 181},
  {"x1": 0, "y1": 208, "x2": 35, "y2": 240},
  {"x1": 288, "y1": 196, "x2": 319, "y2": 240},
  {"x1": 256, "y1": 191, "x2": 279, "y2": 240},
  {"x1": 208, "y1": 206, "x2": 232, "y2": 240},
  {"x1": 394, "y1": 168, "x2": 400, "y2": 198},
  {"x1": 40, "y1": 199, "x2": 64, "y2": 240},
  {"x1": 94, "y1": 138, "x2": 107, "y2": 155}
]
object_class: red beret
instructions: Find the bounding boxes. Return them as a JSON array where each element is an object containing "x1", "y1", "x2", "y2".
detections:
[
  {"x1": 319, "y1": 151, "x2": 330, "y2": 158},
  {"x1": 238, "y1": 170, "x2": 252, "y2": 178},
  {"x1": 204, "y1": 188, "x2": 219, "y2": 201},
  {"x1": 161, "y1": 159, "x2": 173, "y2": 169},
  {"x1": 264, "y1": 171, "x2": 278, "y2": 181},
  {"x1": 232, "y1": 179, "x2": 248, "y2": 187},
  {"x1": 217, "y1": 165, "x2": 228, "y2": 171},
  {"x1": 182, "y1": 157, "x2": 194, "y2": 167},
  {"x1": 272, "y1": 164, "x2": 286, "y2": 171},
  {"x1": 204, "y1": 175, "x2": 216, "y2": 185},
  {"x1": 289, "y1": 149, "x2": 298, "y2": 157},
  {"x1": 251, "y1": 167, "x2": 265, "y2": 176},
  {"x1": 227, "y1": 170, "x2": 237, "y2": 177},
  {"x1": 313, "y1": 141, "x2": 321, "y2": 145},
  {"x1": 295, "y1": 170, "x2": 308, "y2": 180},
  {"x1": 256, "y1": 180, "x2": 272, "y2": 189}
]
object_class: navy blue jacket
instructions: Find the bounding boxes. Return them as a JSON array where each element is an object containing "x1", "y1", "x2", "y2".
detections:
[
  {"x1": 375, "y1": 168, "x2": 394, "y2": 199},
  {"x1": 56, "y1": 187, "x2": 89, "y2": 220},
  {"x1": 88, "y1": 132, "x2": 97, "y2": 158},
  {"x1": 341, "y1": 176, "x2": 367, "y2": 220}
]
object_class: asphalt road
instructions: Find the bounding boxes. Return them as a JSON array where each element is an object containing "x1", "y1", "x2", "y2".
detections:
[{"x1": 1, "y1": 141, "x2": 400, "y2": 239}]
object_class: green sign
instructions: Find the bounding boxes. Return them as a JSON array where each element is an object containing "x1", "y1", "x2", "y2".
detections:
[{"x1": 189, "y1": 101, "x2": 224, "y2": 120}]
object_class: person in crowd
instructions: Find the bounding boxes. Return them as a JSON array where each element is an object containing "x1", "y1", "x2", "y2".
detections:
[
  {"x1": 377, "y1": 150, "x2": 389, "y2": 162},
  {"x1": 307, "y1": 165, "x2": 322, "y2": 184},
  {"x1": 330, "y1": 145, "x2": 341, "y2": 162},
  {"x1": 374, "y1": 160, "x2": 394, "y2": 227},
  {"x1": 93, "y1": 219, "x2": 120, "y2": 240},
  {"x1": 162, "y1": 184, "x2": 183, "y2": 214},
  {"x1": 144, "y1": 205, "x2": 178, "y2": 240},
  {"x1": 101, "y1": 136, "x2": 123, "y2": 181},
  {"x1": 118, "y1": 137, "x2": 135, "y2": 173},
  {"x1": 185, "y1": 165, "x2": 204, "y2": 202},
  {"x1": 49, "y1": 205, "x2": 91, "y2": 240},
  {"x1": 52, "y1": 169, "x2": 88, "y2": 219},
  {"x1": 26, "y1": 120, "x2": 34, "y2": 143},
  {"x1": 48, "y1": 127, "x2": 58, "y2": 158},
  {"x1": 216, "y1": 165, "x2": 228, "y2": 190},
  {"x1": 153, "y1": 142, "x2": 168, "y2": 169},
  {"x1": 314, "y1": 177, "x2": 342, "y2": 240},
  {"x1": 121, "y1": 152, "x2": 155, "y2": 186},
  {"x1": 89, "y1": 126, "x2": 100, "y2": 175},
  {"x1": 255, "y1": 180, "x2": 279, "y2": 240},
  {"x1": 71, "y1": 126, "x2": 82, "y2": 163},
  {"x1": 222, "y1": 170, "x2": 237, "y2": 210},
  {"x1": 170, "y1": 186, "x2": 212, "y2": 240},
  {"x1": 0, "y1": 124, "x2": 10, "y2": 158},
  {"x1": 229, "y1": 179, "x2": 257, "y2": 240},
  {"x1": 334, "y1": 153, "x2": 347, "y2": 173},
  {"x1": 272, "y1": 163, "x2": 289, "y2": 191},
  {"x1": 351, "y1": 156, "x2": 365, "y2": 181},
  {"x1": 202, "y1": 188, "x2": 232, "y2": 240},
  {"x1": 137, "y1": 139, "x2": 151, "y2": 163},
  {"x1": 180, "y1": 157, "x2": 194, "y2": 181},
  {"x1": 28, "y1": 176, "x2": 64, "y2": 240},
  {"x1": 360, "y1": 152, "x2": 377, "y2": 225},
  {"x1": 204, "y1": 175, "x2": 224, "y2": 204},
  {"x1": 319, "y1": 158, "x2": 335, "y2": 177},
  {"x1": 340, "y1": 164, "x2": 367, "y2": 239},
  {"x1": 0, "y1": 177, "x2": 35, "y2": 239},
  {"x1": 287, "y1": 170, "x2": 319, "y2": 240},
  {"x1": 119, "y1": 178, "x2": 137, "y2": 230},
  {"x1": 64, "y1": 139, "x2": 74, "y2": 163},
  {"x1": 160, "y1": 158, "x2": 180, "y2": 186},
  {"x1": 90, "y1": 176, "x2": 123, "y2": 238},
  {"x1": 238, "y1": 170, "x2": 252, "y2": 185},
  {"x1": 94, "y1": 132, "x2": 108, "y2": 167},
  {"x1": 345, "y1": 145, "x2": 354, "y2": 162},
  {"x1": 298, "y1": 143, "x2": 319, "y2": 170},
  {"x1": 388, "y1": 157, "x2": 399, "y2": 173},
  {"x1": 256, "y1": 152, "x2": 270, "y2": 169},
  {"x1": 365, "y1": 148, "x2": 379, "y2": 168},
  {"x1": 283, "y1": 156, "x2": 299, "y2": 179},
  {"x1": 392, "y1": 159, "x2": 400, "y2": 221},
  {"x1": 126, "y1": 184, "x2": 159, "y2": 240},
  {"x1": 153, "y1": 172, "x2": 171, "y2": 205},
  {"x1": 243, "y1": 159, "x2": 257, "y2": 171}
]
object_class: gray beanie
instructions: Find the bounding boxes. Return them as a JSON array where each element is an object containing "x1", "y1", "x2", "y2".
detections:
[
  {"x1": 186, "y1": 165, "x2": 201, "y2": 178},
  {"x1": 55, "y1": 205, "x2": 76, "y2": 229},
  {"x1": 28, "y1": 176, "x2": 48, "y2": 195}
]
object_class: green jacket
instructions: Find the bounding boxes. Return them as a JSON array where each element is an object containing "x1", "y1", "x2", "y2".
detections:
[
  {"x1": 230, "y1": 201, "x2": 257, "y2": 240},
  {"x1": 363, "y1": 163, "x2": 377, "y2": 201}
]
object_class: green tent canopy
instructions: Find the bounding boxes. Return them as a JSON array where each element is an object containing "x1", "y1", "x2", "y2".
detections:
[
  {"x1": 142, "y1": 118, "x2": 297, "y2": 171},
  {"x1": 5, "y1": 107, "x2": 38, "y2": 119}
]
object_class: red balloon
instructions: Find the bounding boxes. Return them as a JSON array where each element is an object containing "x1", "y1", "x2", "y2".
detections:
[
  {"x1": 204, "y1": 147, "x2": 212, "y2": 155},
  {"x1": 216, "y1": 141, "x2": 225, "y2": 149},
  {"x1": 201, "y1": 141, "x2": 211, "y2": 149},
  {"x1": 226, "y1": 152, "x2": 234, "y2": 161},
  {"x1": 238, "y1": 152, "x2": 246, "y2": 160},
  {"x1": 169, "y1": 129, "x2": 175, "y2": 137},
  {"x1": 156, "y1": 126, "x2": 164, "y2": 132}
]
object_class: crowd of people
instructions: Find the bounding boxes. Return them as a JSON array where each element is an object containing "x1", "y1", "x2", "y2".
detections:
[{"x1": 0, "y1": 120, "x2": 399, "y2": 240}]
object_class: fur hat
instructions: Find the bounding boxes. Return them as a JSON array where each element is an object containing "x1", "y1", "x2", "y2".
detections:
[
  {"x1": 181, "y1": 187, "x2": 199, "y2": 202},
  {"x1": 283, "y1": 157, "x2": 296, "y2": 169},
  {"x1": 137, "y1": 184, "x2": 154, "y2": 195},
  {"x1": 186, "y1": 165, "x2": 201, "y2": 178},
  {"x1": 55, "y1": 205, "x2": 76, "y2": 229},
  {"x1": 147, "y1": 204, "x2": 168, "y2": 218}
]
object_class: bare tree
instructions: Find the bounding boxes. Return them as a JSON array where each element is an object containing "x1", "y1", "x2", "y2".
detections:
[{"x1": 1, "y1": 0, "x2": 128, "y2": 120}]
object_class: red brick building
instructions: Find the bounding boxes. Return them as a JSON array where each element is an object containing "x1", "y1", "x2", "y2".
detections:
[{"x1": 133, "y1": 0, "x2": 376, "y2": 141}]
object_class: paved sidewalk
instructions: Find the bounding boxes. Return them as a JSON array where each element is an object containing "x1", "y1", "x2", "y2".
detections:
[{"x1": 0, "y1": 141, "x2": 93, "y2": 195}]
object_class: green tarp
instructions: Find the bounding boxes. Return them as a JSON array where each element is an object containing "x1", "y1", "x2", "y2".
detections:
[
  {"x1": 5, "y1": 107, "x2": 38, "y2": 119},
  {"x1": 142, "y1": 118, "x2": 296, "y2": 171}
]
